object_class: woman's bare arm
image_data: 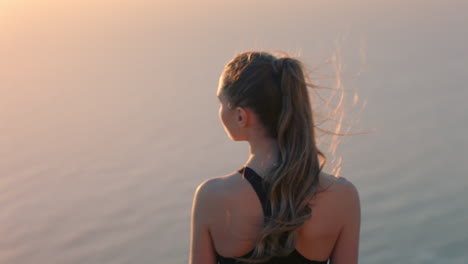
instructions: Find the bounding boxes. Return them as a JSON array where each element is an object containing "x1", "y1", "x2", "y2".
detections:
[
  {"x1": 189, "y1": 179, "x2": 217, "y2": 264},
  {"x1": 330, "y1": 181, "x2": 361, "y2": 264}
]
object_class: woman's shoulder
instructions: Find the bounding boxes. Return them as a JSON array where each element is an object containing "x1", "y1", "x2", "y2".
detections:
[
  {"x1": 196, "y1": 170, "x2": 359, "y2": 198},
  {"x1": 192, "y1": 176, "x2": 228, "y2": 217},
  {"x1": 318, "y1": 171, "x2": 357, "y2": 190},
  {"x1": 194, "y1": 169, "x2": 360, "y2": 209},
  {"x1": 192, "y1": 171, "x2": 250, "y2": 221},
  {"x1": 194, "y1": 170, "x2": 243, "y2": 199},
  {"x1": 315, "y1": 171, "x2": 360, "y2": 206},
  {"x1": 303, "y1": 172, "x2": 360, "y2": 232}
]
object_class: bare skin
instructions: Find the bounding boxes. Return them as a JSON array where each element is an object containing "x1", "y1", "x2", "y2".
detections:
[{"x1": 189, "y1": 77, "x2": 361, "y2": 264}]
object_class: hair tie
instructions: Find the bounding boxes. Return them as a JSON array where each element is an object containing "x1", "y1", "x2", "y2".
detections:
[{"x1": 273, "y1": 57, "x2": 286, "y2": 77}]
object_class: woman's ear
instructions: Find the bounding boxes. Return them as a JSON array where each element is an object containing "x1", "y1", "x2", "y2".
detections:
[{"x1": 235, "y1": 106, "x2": 248, "y2": 127}]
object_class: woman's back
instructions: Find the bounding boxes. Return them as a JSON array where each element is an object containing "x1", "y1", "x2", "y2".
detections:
[{"x1": 195, "y1": 166, "x2": 360, "y2": 264}]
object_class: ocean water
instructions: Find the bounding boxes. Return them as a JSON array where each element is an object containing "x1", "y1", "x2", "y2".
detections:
[{"x1": 1, "y1": 1, "x2": 467, "y2": 263}]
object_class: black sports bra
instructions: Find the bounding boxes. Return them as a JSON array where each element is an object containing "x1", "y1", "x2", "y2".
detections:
[{"x1": 215, "y1": 166, "x2": 330, "y2": 264}]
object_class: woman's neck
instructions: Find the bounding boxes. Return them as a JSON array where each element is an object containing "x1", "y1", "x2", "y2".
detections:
[{"x1": 244, "y1": 137, "x2": 280, "y2": 177}]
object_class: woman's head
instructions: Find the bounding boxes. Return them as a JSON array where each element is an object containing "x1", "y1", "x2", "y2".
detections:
[
  {"x1": 217, "y1": 51, "x2": 327, "y2": 263},
  {"x1": 217, "y1": 52, "x2": 282, "y2": 141}
]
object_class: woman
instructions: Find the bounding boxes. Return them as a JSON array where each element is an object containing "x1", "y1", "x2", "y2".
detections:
[{"x1": 189, "y1": 51, "x2": 361, "y2": 264}]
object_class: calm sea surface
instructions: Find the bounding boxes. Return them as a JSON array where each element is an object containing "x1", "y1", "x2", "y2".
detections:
[{"x1": 1, "y1": 1, "x2": 467, "y2": 263}]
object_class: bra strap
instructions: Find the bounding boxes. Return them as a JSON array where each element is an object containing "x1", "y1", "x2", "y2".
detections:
[{"x1": 238, "y1": 166, "x2": 272, "y2": 217}]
